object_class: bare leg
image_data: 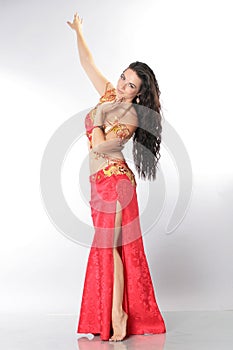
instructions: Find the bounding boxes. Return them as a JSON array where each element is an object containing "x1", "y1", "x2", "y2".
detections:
[{"x1": 109, "y1": 201, "x2": 128, "y2": 342}]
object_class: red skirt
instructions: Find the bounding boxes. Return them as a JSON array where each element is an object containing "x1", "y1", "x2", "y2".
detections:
[{"x1": 77, "y1": 161, "x2": 166, "y2": 340}]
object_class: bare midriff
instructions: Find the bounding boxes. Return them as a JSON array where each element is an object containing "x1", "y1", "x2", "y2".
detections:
[{"x1": 88, "y1": 130, "x2": 126, "y2": 176}]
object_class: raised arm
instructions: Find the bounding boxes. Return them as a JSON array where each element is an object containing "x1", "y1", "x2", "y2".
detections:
[{"x1": 67, "y1": 13, "x2": 114, "y2": 96}]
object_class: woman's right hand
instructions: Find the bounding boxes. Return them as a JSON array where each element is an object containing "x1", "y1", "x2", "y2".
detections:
[{"x1": 67, "y1": 12, "x2": 83, "y2": 32}]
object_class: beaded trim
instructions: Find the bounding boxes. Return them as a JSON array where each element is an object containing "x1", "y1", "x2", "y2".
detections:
[{"x1": 90, "y1": 161, "x2": 136, "y2": 186}]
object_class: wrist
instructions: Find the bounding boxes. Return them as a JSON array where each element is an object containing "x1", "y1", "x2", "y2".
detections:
[
  {"x1": 92, "y1": 125, "x2": 104, "y2": 132},
  {"x1": 75, "y1": 27, "x2": 82, "y2": 35}
]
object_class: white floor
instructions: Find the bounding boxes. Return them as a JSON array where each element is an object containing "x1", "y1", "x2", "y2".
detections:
[{"x1": 1, "y1": 311, "x2": 233, "y2": 350}]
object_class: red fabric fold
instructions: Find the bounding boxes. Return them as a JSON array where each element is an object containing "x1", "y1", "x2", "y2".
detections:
[{"x1": 77, "y1": 165, "x2": 166, "y2": 340}]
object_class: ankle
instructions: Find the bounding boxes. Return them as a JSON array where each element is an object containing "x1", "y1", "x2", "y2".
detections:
[{"x1": 112, "y1": 308, "x2": 126, "y2": 319}]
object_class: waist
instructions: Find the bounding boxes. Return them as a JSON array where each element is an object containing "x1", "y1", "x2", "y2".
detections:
[{"x1": 89, "y1": 160, "x2": 136, "y2": 186}]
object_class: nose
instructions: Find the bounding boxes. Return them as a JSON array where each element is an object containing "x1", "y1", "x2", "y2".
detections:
[{"x1": 120, "y1": 81, "x2": 127, "y2": 90}]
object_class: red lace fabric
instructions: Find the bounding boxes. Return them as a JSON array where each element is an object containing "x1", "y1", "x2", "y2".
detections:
[{"x1": 77, "y1": 86, "x2": 166, "y2": 340}]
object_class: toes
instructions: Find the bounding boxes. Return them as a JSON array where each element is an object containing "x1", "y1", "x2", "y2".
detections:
[{"x1": 109, "y1": 335, "x2": 124, "y2": 342}]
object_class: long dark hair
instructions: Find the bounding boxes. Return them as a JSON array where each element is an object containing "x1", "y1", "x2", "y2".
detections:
[{"x1": 126, "y1": 61, "x2": 162, "y2": 180}]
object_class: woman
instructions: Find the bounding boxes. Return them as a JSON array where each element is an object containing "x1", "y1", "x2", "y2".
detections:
[{"x1": 67, "y1": 13, "x2": 166, "y2": 342}]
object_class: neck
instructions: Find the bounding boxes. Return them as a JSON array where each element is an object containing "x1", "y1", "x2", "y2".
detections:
[{"x1": 115, "y1": 97, "x2": 133, "y2": 104}]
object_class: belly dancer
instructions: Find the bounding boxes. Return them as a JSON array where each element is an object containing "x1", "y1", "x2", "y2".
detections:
[{"x1": 67, "y1": 12, "x2": 166, "y2": 342}]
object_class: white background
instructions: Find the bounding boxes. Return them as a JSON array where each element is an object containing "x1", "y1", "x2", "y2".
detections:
[{"x1": 0, "y1": 0, "x2": 232, "y2": 317}]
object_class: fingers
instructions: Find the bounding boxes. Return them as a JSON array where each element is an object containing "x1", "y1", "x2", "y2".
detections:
[
  {"x1": 67, "y1": 12, "x2": 83, "y2": 29},
  {"x1": 74, "y1": 12, "x2": 83, "y2": 23},
  {"x1": 109, "y1": 138, "x2": 124, "y2": 151}
]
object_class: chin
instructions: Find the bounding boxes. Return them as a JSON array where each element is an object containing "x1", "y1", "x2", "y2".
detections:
[
  {"x1": 116, "y1": 94, "x2": 125, "y2": 101},
  {"x1": 116, "y1": 91, "x2": 123, "y2": 97}
]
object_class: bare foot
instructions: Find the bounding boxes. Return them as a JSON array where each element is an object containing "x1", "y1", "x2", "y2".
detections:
[{"x1": 109, "y1": 310, "x2": 128, "y2": 342}]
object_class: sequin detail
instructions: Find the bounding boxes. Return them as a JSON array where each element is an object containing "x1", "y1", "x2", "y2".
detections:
[
  {"x1": 103, "y1": 121, "x2": 130, "y2": 139},
  {"x1": 99, "y1": 88, "x2": 116, "y2": 103}
]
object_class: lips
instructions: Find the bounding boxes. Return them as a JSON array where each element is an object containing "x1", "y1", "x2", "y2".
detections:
[{"x1": 117, "y1": 88, "x2": 124, "y2": 94}]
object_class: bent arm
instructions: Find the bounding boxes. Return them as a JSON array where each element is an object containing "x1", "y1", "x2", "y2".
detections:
[
  {"x1": 92, "y1": 104, "x2": 107, "y2": 148},
  {"x1": 91, "y1": 108, "x2": 137, "y2": 156},
  {"x1": 91, "y1": 104, "x2": 123, "y2": 153},
  {"x1": 67, "y1": 13, "x2": 114, "y2": 96}
]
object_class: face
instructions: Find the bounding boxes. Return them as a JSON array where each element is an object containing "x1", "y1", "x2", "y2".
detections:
[{"x1": 116, "y1": 68, "x2": 142, "y2": 102}]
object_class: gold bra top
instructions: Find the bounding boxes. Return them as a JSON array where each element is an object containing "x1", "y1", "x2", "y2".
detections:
[{"x1": 103, "y1": 118, "x2": 130, "y2": 140}]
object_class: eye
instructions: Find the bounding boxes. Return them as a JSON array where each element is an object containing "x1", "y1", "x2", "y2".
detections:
[
  {"x1": 129, "y1": 83, "x2": 136, "y2": 89},
  {"x1": 120, "y1": 73, "x2": 125, "y2": 80}
]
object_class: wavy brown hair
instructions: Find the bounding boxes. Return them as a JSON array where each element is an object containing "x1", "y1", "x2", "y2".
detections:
[{"x1": 126, "y1": 62, "x2": 162, "y2": 180}]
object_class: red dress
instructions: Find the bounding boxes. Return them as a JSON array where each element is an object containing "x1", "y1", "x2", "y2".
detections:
[{"x1": 77, "y1": 87, "x2": 166, "y2": 340}]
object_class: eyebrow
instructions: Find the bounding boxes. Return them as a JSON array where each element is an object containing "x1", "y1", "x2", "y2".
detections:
[{"x1": 122, "y1": 72, "x2": 137, "y2": 88}]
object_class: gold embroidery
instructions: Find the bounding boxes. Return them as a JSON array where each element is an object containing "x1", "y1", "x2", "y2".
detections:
[
  {"x1": 102, "y1": 162, "x2": 136, "y2": 186},
  {"x1": 103, "y1": 122, "x2": 130, "y2": 139},
  {"x1": 99, "y1": 88, "x2": 116, "y2": 103},
  {"x1": 90, "y1": 161, "x2": 136, "y2": 186}
]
